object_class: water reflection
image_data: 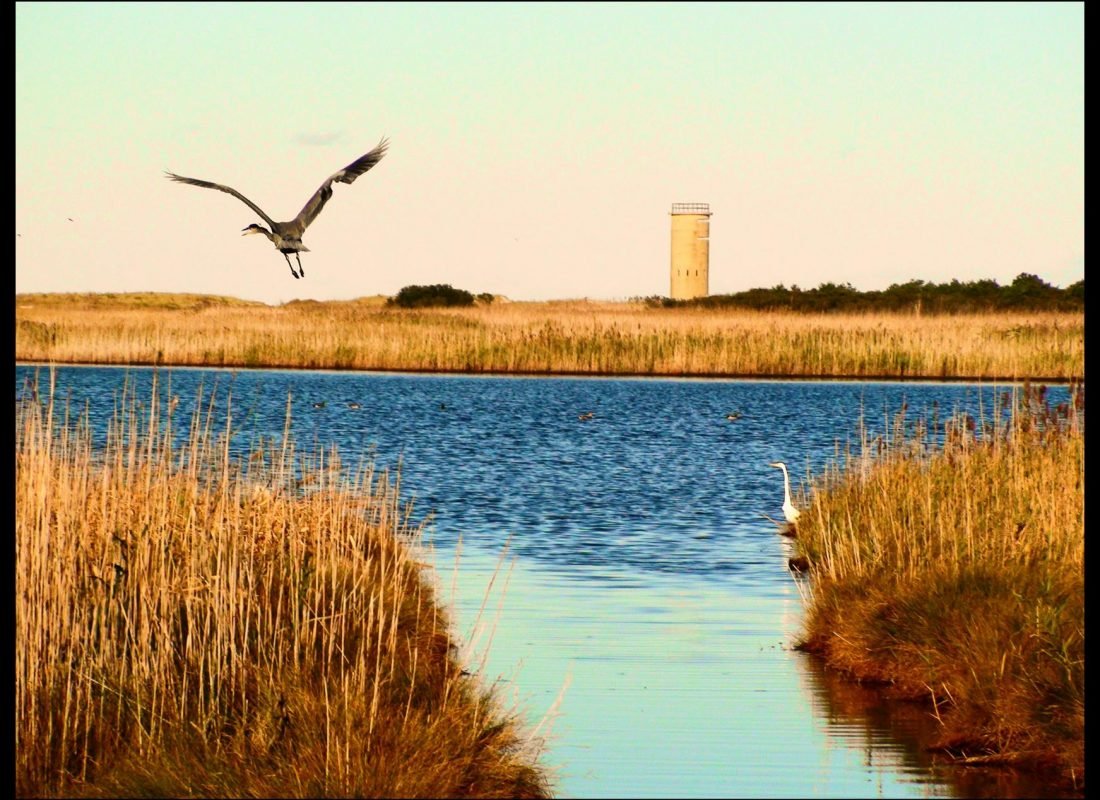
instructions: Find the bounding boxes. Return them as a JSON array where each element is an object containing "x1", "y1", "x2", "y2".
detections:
[
  {"x1": 437, "y1": 542, "x2": 1052, "y2": 799},
  {"x1": 795, "y1": 653, "x2": 1081, "y2": 799}
]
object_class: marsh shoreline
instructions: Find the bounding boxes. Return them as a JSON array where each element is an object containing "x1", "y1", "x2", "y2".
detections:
[{"x1": 13, "y1": 358, "x2": 1079, "y2": 385}]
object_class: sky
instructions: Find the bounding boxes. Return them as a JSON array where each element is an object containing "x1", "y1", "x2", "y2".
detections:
[{"x1": 15, "y1": 2, "x2": 1084, "y2": 305}]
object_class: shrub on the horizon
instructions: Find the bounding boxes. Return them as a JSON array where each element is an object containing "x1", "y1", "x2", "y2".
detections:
[
  {"x1": 643, "y1": 273, "x2": 1084, "y2": 313},
  {"x1": 389, "y1": 284, "x2": 477, "y2": 308}
]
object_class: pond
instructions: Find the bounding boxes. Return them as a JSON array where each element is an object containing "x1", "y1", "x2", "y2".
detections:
[{"x1": 15, "y1": 365, "x2": 1076, "y2": 798}]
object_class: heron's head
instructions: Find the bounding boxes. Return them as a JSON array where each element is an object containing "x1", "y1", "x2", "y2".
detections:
[
  {"x1": 241, "y1": 223, "x2": 270, "y2": 237},
  {"x1": 768, "y1": 461, "x2": 786, "y2": 470}
]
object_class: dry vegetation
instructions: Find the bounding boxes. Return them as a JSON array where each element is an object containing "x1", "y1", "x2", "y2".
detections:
[
  {"x1": 14, "y1": 290, "x2": 1086, "y2": 795},
  {"x1": 791, "y1": 382, "x2": 1084, "y2": 792},
  {"x1": 15, "y1": 292, "x2": 1084, "y2": 380},
  {"x1": 15, "y1": 372, "x2": 554, "y2": 798}
]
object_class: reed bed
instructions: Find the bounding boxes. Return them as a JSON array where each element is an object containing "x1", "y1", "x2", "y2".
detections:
[
  {"x1": 791, "y1": 382, "x2": 1084, "y2": 790},
  {"x1": 15, "y1": 293, "x2": 1084, "y2": 380},
  {"x1": 15, "y1": 372, "x2": 554, "y2": 798}
]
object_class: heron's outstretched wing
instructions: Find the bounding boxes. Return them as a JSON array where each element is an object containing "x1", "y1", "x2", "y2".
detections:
[
  {"x1": 291, "y1": 137, "x2": 389, "y2": 233},
  {"x1": 164, "y1": 172, "x2": 278, "y2": 229}
]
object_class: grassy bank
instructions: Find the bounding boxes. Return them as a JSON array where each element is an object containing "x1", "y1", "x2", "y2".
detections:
[
  {"x1": 791, "y1": 383, "x2": 1084, "y2": 791},
  {"x1": 15, "y1": 292, "x2": 1084, "y2": 380},
  {"x1": 15, "y1": 372, "x2": 554, "y2": 798}
]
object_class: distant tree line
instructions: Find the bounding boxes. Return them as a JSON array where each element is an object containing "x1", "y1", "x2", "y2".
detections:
[
  {"x1": 643, "y1": 273, "x2": 1084, "y2": 313},
  {"x1": 389, "y1": 284, "x2": 495, "y2": 309}
]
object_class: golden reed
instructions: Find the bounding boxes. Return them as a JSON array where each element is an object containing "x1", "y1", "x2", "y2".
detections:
[
  {"x1": 15, "y1": 293, "x2": 1084, "y2": 380},
  {"x1": 792, "y1": 383, "x2": 1084, "y2": 790},
  {"x1": 15, "y1": 370, "x2": 554, "y2": 798}
]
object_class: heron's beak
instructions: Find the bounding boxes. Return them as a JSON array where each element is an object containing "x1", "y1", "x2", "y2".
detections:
[{"x1": 241, "y1": 227, "x2": 256, "y2": 236}]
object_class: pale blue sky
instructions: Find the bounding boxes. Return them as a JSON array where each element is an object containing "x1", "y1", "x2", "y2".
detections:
[{"x1": 16, "y1": 2, "x2": 1083, "y2": 304}]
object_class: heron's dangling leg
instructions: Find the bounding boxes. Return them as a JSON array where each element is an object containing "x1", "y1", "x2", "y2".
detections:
[
  {"x1": 283, "y1": 252, "x2": 300, "y2": 279},
  {"x1": 295, "y1": 252, "x2": 305, "y2": 277}
]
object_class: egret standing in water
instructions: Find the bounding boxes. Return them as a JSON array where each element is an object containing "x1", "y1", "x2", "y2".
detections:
[
  {"x1": 768, "y1": 461, "x2": 801, "y2": 526},
  {"x1": 165, "y1": 138, "x2": 389, "y2": 279}
]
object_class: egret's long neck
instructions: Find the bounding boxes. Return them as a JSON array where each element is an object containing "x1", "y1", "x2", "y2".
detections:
[{"x1": 781, "y1": 466, "x2": 792, "y2": 503}]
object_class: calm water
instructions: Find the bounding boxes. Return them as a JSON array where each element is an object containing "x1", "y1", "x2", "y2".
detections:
[{"x1": 15, "y1": 365, "x2": 1075, "y2": 799}]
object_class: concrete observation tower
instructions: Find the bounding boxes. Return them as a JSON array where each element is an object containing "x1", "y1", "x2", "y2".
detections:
[{"x1": 669, "y1": 203, "x2": 711, "y2": 300}]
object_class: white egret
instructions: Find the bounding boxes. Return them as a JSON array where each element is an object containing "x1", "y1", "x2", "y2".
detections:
[{"x1": 768, "y1": 461, "x2": 801, "y2": 525}]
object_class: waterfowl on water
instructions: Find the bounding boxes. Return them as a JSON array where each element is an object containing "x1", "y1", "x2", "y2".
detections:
[{"x1": 578, "y1": 411, "x2": 595, "y2": 421}]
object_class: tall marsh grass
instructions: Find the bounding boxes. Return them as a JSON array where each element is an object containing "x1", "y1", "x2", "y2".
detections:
[
  {"x1": 15, "y1": 372, "x2": 554, "y2": 798},
  {"x1": 15, "y1": 293, "x2": 1084, "y2": 380},
  {"x1": 793, "y1": 382, "x2": 1084, "y2": 788}
]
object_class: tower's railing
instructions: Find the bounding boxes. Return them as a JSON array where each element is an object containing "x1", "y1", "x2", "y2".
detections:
[{"x1": 670, "y1": 203, "x2": 711, "y2": 215}]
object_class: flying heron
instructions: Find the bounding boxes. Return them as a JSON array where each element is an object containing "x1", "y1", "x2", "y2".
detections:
[{"x1": 165, "y1": 138, "x2": 389, "y2": 279}]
